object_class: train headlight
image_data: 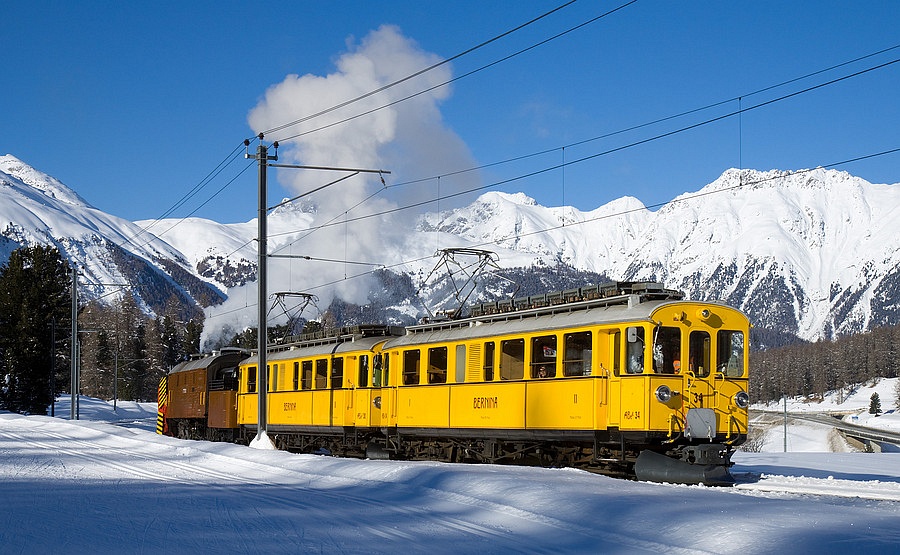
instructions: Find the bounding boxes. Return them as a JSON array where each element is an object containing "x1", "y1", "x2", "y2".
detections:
[
  {"x1": 654, "y1": 385, "x2": 672, "y2": 403},
  {"x1": 734, "y1": 391, "x2": 750, "y2": 409}
]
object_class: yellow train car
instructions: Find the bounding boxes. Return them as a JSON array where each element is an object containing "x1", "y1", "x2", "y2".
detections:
[
  {"x1": 236, "y1": 325, "x2": 402, "y2": 457},
  {"x1": 234, "y1": 283, "x2": 750, "y2": 485},
  {"x1": 377, "y1": 282, "x2": 749, "y2": 483}
]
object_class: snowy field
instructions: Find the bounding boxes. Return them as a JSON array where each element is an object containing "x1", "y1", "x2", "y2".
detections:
[{"x1": 2, "y1": 389, "x2": 900, "y2": 554}]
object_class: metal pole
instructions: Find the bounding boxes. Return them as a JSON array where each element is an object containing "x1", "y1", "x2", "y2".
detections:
[
  {"x1": 114, "y1": 351, "x2": 118, "y2": 412},
  {"x1": 70, "y1": 265, "x2": 78, "y2": 420},
  {"x1": 257, "y1": 142, "x2": 269, "y2": 439},
  {"x1": 783, "y1": 394, "x2": 788, "y2": 452},
  {"x1": 50, "y1": 318, "x2": 55, "y2": 417}
]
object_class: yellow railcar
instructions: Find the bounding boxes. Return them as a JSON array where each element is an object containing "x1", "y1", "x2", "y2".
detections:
[
  {"x1": 236, "y1": 326, "x2": 401, "y2": 457},
  {"x1": 233, "y1": 283, "x2": 750, "y2": 484}
]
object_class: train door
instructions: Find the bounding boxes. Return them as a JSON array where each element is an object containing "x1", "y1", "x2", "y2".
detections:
[{"x1": 353, "y1": 354, "x2": 373, "y2": 427}]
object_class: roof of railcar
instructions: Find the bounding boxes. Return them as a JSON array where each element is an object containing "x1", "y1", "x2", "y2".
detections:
[
  {"x1": 385, "y1": 296, "x2": 743, "y2": 348},
  {"x1": 168, "y1": 348, "x2": 250, "y2": 374},
  {"x1": 240, "y1": 334, "x2": 392, "y2": 366}
]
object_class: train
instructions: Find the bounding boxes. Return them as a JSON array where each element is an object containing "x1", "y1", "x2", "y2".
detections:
[{"x1": 157, "y1": 281, "x2": 751, "y2": 485}]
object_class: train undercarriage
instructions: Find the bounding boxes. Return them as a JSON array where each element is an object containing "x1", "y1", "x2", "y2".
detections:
[{"x1": 232, "y1": 424, "x2": 741, "y2": 486}]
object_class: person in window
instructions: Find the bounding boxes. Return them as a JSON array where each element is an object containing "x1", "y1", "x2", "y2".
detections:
[{"x1": 537, "y1": 365, "x2": 549, "y2": 378}]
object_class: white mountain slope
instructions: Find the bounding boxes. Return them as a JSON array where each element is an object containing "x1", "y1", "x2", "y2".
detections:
[
  {"x1": 415, "y1": 169, "x2": 900, "y2": 341},
  {"x1": 0, "y1": 155, "x2": 221, "y2": 313}
]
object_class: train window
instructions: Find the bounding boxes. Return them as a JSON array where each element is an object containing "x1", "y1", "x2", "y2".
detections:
[
  {"x1": 293, "y1": 362, "x2": 299, "y2": 390},
  {"x1": 563, "y1": 331, "x2": 592, "y2": 376},
  {"x1": 531, "y1": 335, "x2": 557, "y2": 378},
  {"x1": 626, "y1": 327, "x2": 645, "y2": 374},
  {"x1": 484, "y1": 341, "x2": 495, "y2": 381},
  {"x1": 500, "y1": 338, "x2": 525, "y2": 381},
  {"x1": 689, "y1": 331, "x2": 711, "y2": 377},
  {"x1": 315, "y1": 359, "x2": 328, "y2": 389},
  {"x1": 331, "y1": 357, "x2": 344, "y2": 389},
  {"x1": 382, "y1": 354, "x2": 390, "y2": 387},
  {"x1": 403, "y1": 349, "x2": 421, "y2": 385},
  {"x1": 653, "y1": 326, "x2": 681, "y2": 374},
  {"x1": 372, "y1": 354, "x2": 382, "y2": 387},
  {"x1": 247, "y1": 366, "x2": 257, "y2": 393},
  {"x1": 717, "y1": 330, "x2": 745, "y2": 377},
  {"x1": 428, "y1": 347, "x2": 448, "y2": 384},
  {"x1": 301, "y1": 361, "x2": 312, "y2": 390},
  {"x1": 613, "y1": 330, "x2": 621, "y2": 375},
  {"x1": 455, "y1": 345, "x2": 466, "y2": 383},
  {"x1": 359, "y1": 355, "x2": 369, "y2": 388}
]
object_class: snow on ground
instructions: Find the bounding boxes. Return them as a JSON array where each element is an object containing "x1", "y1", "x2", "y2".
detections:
[{"x1": 2, "y1": 396, "x2": 900, "y2": 554}]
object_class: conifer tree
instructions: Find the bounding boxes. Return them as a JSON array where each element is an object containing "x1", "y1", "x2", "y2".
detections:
[
  {"x1": 0, "y1": 245, "x2": 71, "y2": 414},
  {"x1": 869, "y1": 392, "x2": 882, "y2": 416}
]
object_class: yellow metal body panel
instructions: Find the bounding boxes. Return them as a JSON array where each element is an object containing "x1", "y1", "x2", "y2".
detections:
[
  {"x1": 525, "y1": 378, "x2": 595, "y2": 429},
  {"x1": 448, "y1": 383, "x2": 526, "y2": 429},
  {"x1": 353, "y1": 389, "x2": 374, "y2": 426},
  {"x1": 237, "y1": 392, "x2": 257, "y2": 425},
  {"x1": 618, "y1": 376, "x2": 650, "y2": 430},
  {"x1": 311, "y1": 390, "x2": 332, "y2": 425},
  {"x1": 268, "y1": 391, "x2": 313, "y2": 425},
  {"x1": 397, "y1": 386, "x2": 450, "y2": 428}
]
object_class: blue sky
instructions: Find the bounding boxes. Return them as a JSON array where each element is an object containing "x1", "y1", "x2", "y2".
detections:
[{"x1": 2, "y1": 1, "x2": 898, "y2": 224}]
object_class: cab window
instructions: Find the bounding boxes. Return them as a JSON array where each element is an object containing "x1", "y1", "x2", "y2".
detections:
[
  {"x1": 455, "y1": 345, "x2": 466, "y2": 383},
  {"x1": 563, "y1": 331, "x2": 592, "y2": 377},
  {"x1": 483, "y1": 341, "x2": 495, "y2": 381},
  {"x1": 403, "y1": 349, "x2": 420, "y2": 385},
  {"x1": 626, "y1": 327, "x2": 644, "y2": 374},
  {"x1": 530, "y1": 335, "x2": 557, "y2": 378},
  {"x1": 717, "y1": 330, "x2": 745, "y2": 377},
  {"x1": 247, "y1": 366, "x2": 257, "y2": 392},
  {"x1": 372, "y1": 354, "x2": 382, "y2": 387},
  {"x1": 292, "y1": 362, "x2": 300, "y2": 390},
  {"x1": 689, "y1": 331, "x2": 711, "y2": 377},
  {"x1": 315, "y1": 359, "x2": 328, "y2": 389},
  {"x1": 358, "y1": 355, "x2": 369, "y2": 388},
  {"x1": 301, "y1": 360, "x2": 312, "y2": 390},
  {"x1": 331, "y1": 357, "x2": 344, "y2": 389},
  {"x1": 652, "y1": 326, "x2": 681, "y2": 374},
  {"x1": 500, "y1": 338, "x2": 525, "y2": 380},
  {"x1": 428, "y1": 346, "x2": 448, "y2": 384}
]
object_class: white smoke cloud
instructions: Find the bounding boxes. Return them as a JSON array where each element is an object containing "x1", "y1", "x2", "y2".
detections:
[{"x1": 202, "y1": 25, "x2": 480, "y2": 348}]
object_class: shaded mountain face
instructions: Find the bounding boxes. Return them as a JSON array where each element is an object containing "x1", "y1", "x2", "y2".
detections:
[{"x1": 3, "y1": 154, "x2": 898, "y2": 345}]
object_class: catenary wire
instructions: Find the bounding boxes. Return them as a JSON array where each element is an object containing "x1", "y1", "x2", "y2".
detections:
[
  {"x1": 271, "y1": 0, "x2": 639, "y2": 143},
  {"x1": 204, "y1": 146, "x2": 900, "y2": 322},
  {"x1": 259, "y1": 0, "x2": 582, "y2": 137}
]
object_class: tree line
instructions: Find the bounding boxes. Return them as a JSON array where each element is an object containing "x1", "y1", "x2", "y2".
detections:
[
  {"x1": 4, "y1": 244, "x2": 900, "y2": 415},
  {"x1": 0, "y1": 245, "x2": 201, "y2": 414},
  {"x1": 750, "y1": 322, "x2": 900, "y2": 408}
]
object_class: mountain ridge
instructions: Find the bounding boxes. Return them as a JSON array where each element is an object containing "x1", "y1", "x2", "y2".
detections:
[{"x1": 2, "y1": 154, "x2": 899, "y2": 344}]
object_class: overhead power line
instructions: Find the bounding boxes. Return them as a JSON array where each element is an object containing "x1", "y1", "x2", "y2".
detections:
[
  {"x1": 265, "y1": 55, "x2": 900, "y2": 241},
  {"x1": 271, "y1": 0, "x2": 639, "y2": 143},
  {"x1": 204, "y1": 145, "x2": 900, "y2": 323},
  {"x1": 260, "y1": 0, "x2": 583, "y2": 137}
]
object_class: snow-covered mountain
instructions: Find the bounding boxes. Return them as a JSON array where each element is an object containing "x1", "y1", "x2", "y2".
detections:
[
  {"x1": 0, "y1": 155, "x2": 223, "y2": 317},
  {"x1": 3, "y1": 154, "x2": 898, "y2": 343},
  {"x1": 417, "y1": 168, "x2": 900, "y2": 342}
]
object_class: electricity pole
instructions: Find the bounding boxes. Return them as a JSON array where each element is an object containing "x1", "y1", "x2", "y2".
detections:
[
  {"x1": 246, "y1": 135, "x2": 278, "y2": 446},
  {"x1": 243, "y1": 133, "x2": 389, "y2": 448}
]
